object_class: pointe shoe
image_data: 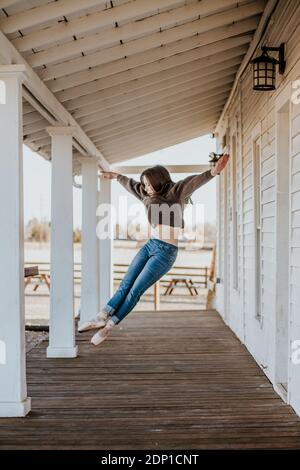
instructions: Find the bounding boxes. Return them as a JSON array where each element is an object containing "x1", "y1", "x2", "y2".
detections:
[
  {"x1": 91, "y1": 319, "x2": 115, "y2": 346},
  {"x1": 78, "y1": 310, "x2": 109, "y2": 333}
]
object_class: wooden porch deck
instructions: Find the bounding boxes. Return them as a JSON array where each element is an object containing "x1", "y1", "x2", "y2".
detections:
[{"x1": 1, "y1": 309, "x2": 300, "y2": 450}]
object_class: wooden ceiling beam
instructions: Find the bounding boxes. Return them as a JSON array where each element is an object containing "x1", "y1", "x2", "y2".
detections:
[
  {"x1": 0, "y1": 0, "x2": 23, "y2": 9},
  {"x1": 50, "y1": 33, "x2": 252, "y2": 94},
  {"x1": 47, "y1": 17, "x2": 258, "y2": 93},
  {"x1": 39, "y1": 9, "x2": 262, "y2": 81},
  {"x1": 41, "y1": 115, "x2": 217, "y2": 155},
  {"x1": 94, "y1": 111, "x2": 222, "y2": 146},
  {"x1": 77, "y1": 72, "x2": 235, "y2": 127},
  {"x1": 0, "y1": 0, "x2": 108, "y2": 34},
  {"x1": 32, "y1": 95, "x2": 225, "y2": 147},
  {"x1": 87, "y1": 96, "x2": 227, "y2": 140},
  {"x1": 65, "y1": 54, "x2": 242, "y2": 114},
  {"x1": 28, "y1": 88, "x2": 229, "y2": 141},
  {"x1": 81, "y1": 80, "x2": 233, "y2": 133},
  {"x1": 27, "y1": 0, "x2": 243, "y2": 67},
  {"x1": 93, "y1": 110, "x2": 220, "y2": 147},
  {"x1": 87, "y1": 100, "x2": 226, "y2": 142},
  {"x1": 12, "y1": 0, "x2": 184, "y2": 50},
  {"x1": 101, "y1": 125, "x2": 216, "y2": 162}
]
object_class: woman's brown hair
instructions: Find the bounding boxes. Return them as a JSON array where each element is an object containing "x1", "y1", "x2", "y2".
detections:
[{"x1": 140, "y1": 165, "x2": 193, "y2": 204}]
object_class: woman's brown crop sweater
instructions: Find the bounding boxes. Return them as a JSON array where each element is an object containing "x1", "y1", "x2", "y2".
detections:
[{"x1": 116, "y1": 169, "x2": 215, "y2": 229}]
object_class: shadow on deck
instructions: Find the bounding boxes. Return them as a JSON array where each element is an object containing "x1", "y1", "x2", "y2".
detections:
[{"x1": 1, "y1": 309, "x2": 300, "y2": 449}]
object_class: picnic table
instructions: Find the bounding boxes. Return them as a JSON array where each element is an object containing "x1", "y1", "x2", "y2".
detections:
[
  {"x1": 163, "y1": 277, "x2": 199, "y2": 296},
  {"x1": 24, "y1": 265, "x2": 39, "y2": 287},
  {"x1": 163, "y1": 266, "x2": 208, "y2": 296}
]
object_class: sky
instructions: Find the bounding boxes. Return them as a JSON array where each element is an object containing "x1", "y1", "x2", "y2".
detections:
[{"x1": 23, "y1": 134, "x2": 216, "y2": 229}]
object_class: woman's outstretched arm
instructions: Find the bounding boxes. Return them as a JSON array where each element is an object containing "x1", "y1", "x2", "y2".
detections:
[
  {"x1": 170, "y1": 154, "x2": 230, "y2": 201},
  {"x1": 100, "y1": 171, "x2": 146, "y2": 201}
]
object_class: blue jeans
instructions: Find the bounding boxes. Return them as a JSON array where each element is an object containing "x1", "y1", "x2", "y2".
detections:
[{"x1": 102, "y1": 238, "x2": 178, "y2": 324}]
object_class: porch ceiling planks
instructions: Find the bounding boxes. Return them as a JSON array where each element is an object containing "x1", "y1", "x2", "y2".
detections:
[
  {"x1": 0, "y1": 0, "x2": 268, "y2": 166},
  {"x1": 0, "y1": 309, "x2": 300, "y2": 449}
]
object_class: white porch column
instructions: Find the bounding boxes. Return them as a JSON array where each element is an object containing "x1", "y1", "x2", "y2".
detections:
[
  {"x1": 46, "y1": 126, "x2": 78, "y2": 358},
  {"x1": 79, "y1": 159, "x2": 99, "y2": 326},
  {"x1": 0, "y1": 65, "x2": 31, "y2": 417},
  {"x1": 98, "y1": 178, "x2": 114, "y2": 310}
]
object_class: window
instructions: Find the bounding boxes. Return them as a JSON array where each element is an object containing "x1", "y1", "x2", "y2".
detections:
[
  {"x1": 253, "y1": 133, "x2": 262, "y2": 322},
  {"x1": 231, "y1": 134, "x2": 239, "y2": 290}
]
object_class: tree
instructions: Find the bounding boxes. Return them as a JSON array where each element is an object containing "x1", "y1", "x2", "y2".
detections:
[{"x1": 25, "y1": 218, "x2": 50, "y2": 242}]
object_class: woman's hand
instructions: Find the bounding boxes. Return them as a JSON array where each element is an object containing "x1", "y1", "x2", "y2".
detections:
[
  {"x1": 99, "y1": 171, "x2": 119, "y2": 180},
  {"x1": 210, "y1": 153, "x2": 229, "y2": 176}
]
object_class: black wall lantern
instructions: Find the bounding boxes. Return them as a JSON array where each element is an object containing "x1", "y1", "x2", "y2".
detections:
[{"x1": 251, "y1": 43, "x2": 286, "y2": 91}]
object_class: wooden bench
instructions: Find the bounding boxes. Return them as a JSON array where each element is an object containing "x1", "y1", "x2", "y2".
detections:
[{"x1": 24, "y1": 265, "x2": 39, "y2": 288}]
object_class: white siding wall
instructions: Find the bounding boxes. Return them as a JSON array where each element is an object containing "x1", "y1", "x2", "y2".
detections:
[
  {"x1": 290, "y1": 98, "x2": 300, "y2": 414},
  {"x1": 215, "y1": 0, "x2": 300, "y2": 416}
]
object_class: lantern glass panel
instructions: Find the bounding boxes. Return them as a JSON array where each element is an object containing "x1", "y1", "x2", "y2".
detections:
[{"x1": 252, "y1": 57, "x2": 276, "y2": 90}]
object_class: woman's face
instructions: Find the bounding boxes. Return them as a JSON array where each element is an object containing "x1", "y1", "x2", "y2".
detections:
[{"x1": 143, "y1": 176, "x2": 156, "y2": 196}]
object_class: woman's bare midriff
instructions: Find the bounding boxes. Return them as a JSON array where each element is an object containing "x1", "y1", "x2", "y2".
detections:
[{"x1": 149, "y1": 224, "x2": 182, "y2": 247}]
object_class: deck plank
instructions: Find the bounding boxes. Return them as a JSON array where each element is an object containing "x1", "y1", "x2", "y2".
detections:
[{"x1": 0, "y1": 309, "x2": 300, "y2": 449}]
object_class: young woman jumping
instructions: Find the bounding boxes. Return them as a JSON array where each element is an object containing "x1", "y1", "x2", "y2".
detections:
[{"x1": 78, "y1": 154, "x2": 229, "y2": 345}]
